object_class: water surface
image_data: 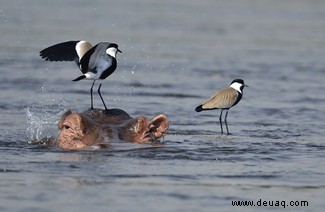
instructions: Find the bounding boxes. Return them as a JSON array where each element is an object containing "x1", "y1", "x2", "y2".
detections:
[{"x1": 1, "y1": 0, "x2": 325, "y2": 211}]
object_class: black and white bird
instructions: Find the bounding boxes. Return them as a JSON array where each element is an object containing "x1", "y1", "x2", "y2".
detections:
[
  {"x1": 39, "y1": 40, "x2": 122, "y2": 110},
  {"x1": 195, "y1": 79, "x2": 248, "y2": 135}
]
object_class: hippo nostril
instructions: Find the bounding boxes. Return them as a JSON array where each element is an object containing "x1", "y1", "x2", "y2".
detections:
[
  {"x1": 149, "y1": 124, "x2": 155, "y2": 132},
  {"x1": 144, "y1": 127, "x2": 156, "y2": 141}
]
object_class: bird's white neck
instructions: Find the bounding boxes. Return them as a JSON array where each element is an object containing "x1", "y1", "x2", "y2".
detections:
[
  {"x1": 230, "y1": 82, "x2": 243, "y2": 93},
  {"x1": 106, "y1": 47, "x2": 118, "y2": 58}
]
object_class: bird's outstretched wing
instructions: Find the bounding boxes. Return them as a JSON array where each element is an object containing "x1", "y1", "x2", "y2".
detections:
[{"x1": 39, "y1": 41, "x2": 81, "y2": 65}]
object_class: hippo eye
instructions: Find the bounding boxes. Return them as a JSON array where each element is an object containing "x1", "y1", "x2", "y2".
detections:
[{"x1": 63, "y1": 125, "x2": 70, "y2": 130}]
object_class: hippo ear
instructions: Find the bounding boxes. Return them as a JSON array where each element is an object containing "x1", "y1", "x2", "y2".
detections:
[
  {"x1": 58, "y1": 110, "x2": 72, "y2": 130},
  {"x1": 149, "y1": 114, "x2": 169, "y2": 138}
]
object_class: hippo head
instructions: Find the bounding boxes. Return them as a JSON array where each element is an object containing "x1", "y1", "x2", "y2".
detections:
[{"x1": 56, "y1": 108, "x2": 169, "y2": 150}]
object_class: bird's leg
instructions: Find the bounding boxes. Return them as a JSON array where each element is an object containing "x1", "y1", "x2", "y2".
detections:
[
  {"x1": 98, "y1": 83, "x2": 108, "y2": 111},
  {"x1": 224, "y1": 109, "x2": 230, "y2": 135},
  {"x1": 90, "y1": 81, "x2": 95, "y2": 109},
  {"x1": 219, "y1": 110, "x2": 224, "y2": 134}
]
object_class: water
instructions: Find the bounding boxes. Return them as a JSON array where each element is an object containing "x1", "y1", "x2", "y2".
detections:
[{"x1": 1, "y1": 0, "x2": 325, "y2": 211}]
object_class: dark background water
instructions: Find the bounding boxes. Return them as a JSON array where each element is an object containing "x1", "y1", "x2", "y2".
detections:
[{"x1": 1, "y1": 0, "x2": 325, "y2": 211}]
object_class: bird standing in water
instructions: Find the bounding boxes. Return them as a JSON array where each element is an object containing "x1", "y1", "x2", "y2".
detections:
[
  {"x1": 195, "y1": 79, "x2": 248, "y2": 135},
  {"x1": 40, "y1": 40, "x2": 122, "y2": 110}
]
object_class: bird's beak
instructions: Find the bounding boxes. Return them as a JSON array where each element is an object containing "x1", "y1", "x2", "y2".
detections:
[
  {"x1": 244, "y1": 84, "x2": 249, "y2": 87},
  {"x1": 118, "y1": 49, "x2": 122, "y2": 53}
]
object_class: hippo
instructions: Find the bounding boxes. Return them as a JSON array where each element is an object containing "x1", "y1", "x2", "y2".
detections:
[{"x1": 56, "y1": 108, "x2": 169, "y2": 150}]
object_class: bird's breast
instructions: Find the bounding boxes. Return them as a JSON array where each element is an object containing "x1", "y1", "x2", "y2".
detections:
[{"x1": 97, "y1": 59, "x2": 112, "y2": 73}]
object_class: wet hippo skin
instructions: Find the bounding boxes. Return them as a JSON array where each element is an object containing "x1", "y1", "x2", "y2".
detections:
[{"x1": 56, "y1": 108, "x2": 169, "y2": 150}]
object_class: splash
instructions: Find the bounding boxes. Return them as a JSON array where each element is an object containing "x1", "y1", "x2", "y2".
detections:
[{"x1": 25, "y1": 87, "x2": 69, "y2": 144}]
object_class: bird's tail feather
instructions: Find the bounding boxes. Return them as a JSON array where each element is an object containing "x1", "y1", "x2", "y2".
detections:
[
  {"x1": 195, "y1": 105, "x2": 203, "y2": 112},
  {"x1": 72, "y1": 75, "x2": 86, "y2": 81}
]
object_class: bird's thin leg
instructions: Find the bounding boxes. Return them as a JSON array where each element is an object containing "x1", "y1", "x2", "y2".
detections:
[
  {"x1": 224, "y1": 109, "x2": 230, "y2": 135},
  {"x1": 98, "y1": 83, "x2": 108, "y2": 111},
  {"x1": 219, "y1": 110, "x2": 224, "y2": 134},
  {"x1": 90, "y1": 81, "x2": 95, "y2": 109}
]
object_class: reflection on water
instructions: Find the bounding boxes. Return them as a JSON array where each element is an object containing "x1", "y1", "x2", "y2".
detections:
[{"x1": 1, "y1": 0, "x2": 325, "y2": 211}]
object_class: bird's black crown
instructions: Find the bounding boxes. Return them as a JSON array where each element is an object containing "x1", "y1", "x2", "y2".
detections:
[
  {"x1": 107, "y1": 43, "x2": 122, "y2": 53},
  {"x1": 108, "y1": 43, "x2": 118, "y2": 49},
  {"x1": 231, "y1": 79, "x2": 245, "y2": 85}
]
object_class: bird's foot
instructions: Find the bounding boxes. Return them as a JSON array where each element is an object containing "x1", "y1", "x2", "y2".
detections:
[{"x1": 103, "y1": 109, "x2": 110, "y2": 115}]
